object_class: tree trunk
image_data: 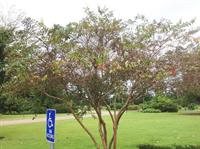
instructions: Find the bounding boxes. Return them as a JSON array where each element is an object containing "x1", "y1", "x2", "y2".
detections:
[
  {"x1": 98, "y1": 122, "x2": 107, "y2": 149},
  {"x1": 95, "y1": 107, "x2": 108, "y2": 149},
  {"x1": 113, "y1": 121, "x2": 118, "y2": 149}
]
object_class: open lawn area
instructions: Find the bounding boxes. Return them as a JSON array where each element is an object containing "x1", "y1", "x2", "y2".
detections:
[{"x1": 0, "y1": 112, "x2": 200, "y2": 149}]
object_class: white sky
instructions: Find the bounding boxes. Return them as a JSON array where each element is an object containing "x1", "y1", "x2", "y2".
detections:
[{"x1": 0, "y1": 0, "x2": 200, "y2": 27}]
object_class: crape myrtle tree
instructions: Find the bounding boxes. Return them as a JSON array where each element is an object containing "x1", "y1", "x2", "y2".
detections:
[{"x1": 2, "y1": 7, "x2": 198, "y2": 149}]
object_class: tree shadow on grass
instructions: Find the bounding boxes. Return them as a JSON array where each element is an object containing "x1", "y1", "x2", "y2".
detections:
[
  {"x1": 0, "y1": 136, "x2": 5, "y2": 140},
  {"x1": 137, "y1": 144, "x2": 200, "y2": 149}
]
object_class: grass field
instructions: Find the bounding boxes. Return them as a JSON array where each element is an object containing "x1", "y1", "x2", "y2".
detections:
[{"x1": 0, "y1": 112, "x2": 200, "y2": 149}]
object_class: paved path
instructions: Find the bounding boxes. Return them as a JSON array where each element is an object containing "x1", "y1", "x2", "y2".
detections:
[{"x1": 0, "y1": 113, "x2": 109, "y2": 126}]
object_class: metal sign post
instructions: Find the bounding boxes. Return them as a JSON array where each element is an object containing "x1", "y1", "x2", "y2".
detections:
[
  {"x1": 46, "y1": 109, "x2": 56, "y2": 149},
  {"x1": 50, "y1": 143, "x2": 54, "y2": 149}
]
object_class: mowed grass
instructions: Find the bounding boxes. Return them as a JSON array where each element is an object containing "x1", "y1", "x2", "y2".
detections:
[{"x1": 0, "y1": 112, "x2": 200, "y2": 149}]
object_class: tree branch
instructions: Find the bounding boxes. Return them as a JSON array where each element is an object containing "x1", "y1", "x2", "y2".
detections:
[
  {"x1": 103, "y1": 101, "x2": 114, "y2": 124},
  {"x1": 43, "y1": 91, "x2": 63, "y2": 101}
]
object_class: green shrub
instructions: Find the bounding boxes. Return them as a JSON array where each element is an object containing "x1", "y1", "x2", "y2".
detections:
[
  {"x1": 128, "y1": 105, "x2": 140, "y2": 111},
  {"x1": 142, "y1": 108, "x2": 161, "y2": 113},
  {"x1": 175, "y1": 145, "x2": 200, "y2": 149},
  {"x1": 177, "y1": 94, "x2": 200, "y2": 107},
  {"x1": 178, "y1": 105, "x2": 183, "y2": 110},
  {"x1": 116, "y1": 103, "x2": 123, "y2": 109},
  {"x1": 187, "y1": 103, "x2": 198, "y2": 110},
  {"x1": 110, "y1": 102, "x2": 123, "y2": 110},
  {"x1": 140, "y1": 95, "x2": 178, "y2": 112},
  {"x1": 138, "y1": 144, "x2": 171, "y2": 149},
  {"x1": 153, "y1": 96, "x2": 178, "y2": 112},
  {"x1": 140, "y1": 102, "x2": 151, "y2": 110}
]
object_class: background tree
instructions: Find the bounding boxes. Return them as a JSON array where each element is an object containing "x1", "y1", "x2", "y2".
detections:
[
  {"x1": 0, "y1": 7, "x2": 29, "y2": 114},
  {"x1": 0, "y1": 27, "x2": 13, "y2": 113},
  {"x1": 163, "y1": 44, "x2": 200, "y2": 107}
]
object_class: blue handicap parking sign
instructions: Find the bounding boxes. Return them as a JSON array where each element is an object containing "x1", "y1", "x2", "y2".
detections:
[{"x1": 46, "y1": 109, "x2": 56, "y2": 143}]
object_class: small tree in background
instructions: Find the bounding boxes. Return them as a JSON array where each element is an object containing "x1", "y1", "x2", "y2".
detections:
[{"x1": 2, "y1": 7, "x2": 199, "y2": 149}]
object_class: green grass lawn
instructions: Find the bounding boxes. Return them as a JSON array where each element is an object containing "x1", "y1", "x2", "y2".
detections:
[{"x1": 0, "y1": 112, "x2": 200, "y2": 149}]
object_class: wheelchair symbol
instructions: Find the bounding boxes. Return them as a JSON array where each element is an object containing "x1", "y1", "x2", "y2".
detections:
[{"x1": 48, "y1": 113, "x2": 53, "y2": 128}]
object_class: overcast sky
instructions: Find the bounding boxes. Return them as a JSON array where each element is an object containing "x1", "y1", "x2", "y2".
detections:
[{"x1": 0, "y1": 0, "x2": 200, "y2": 26}]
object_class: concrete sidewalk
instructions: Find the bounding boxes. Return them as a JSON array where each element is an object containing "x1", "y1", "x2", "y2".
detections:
[{"x1": 0, "y1": 112, "x2": 109, "y2": 126}]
